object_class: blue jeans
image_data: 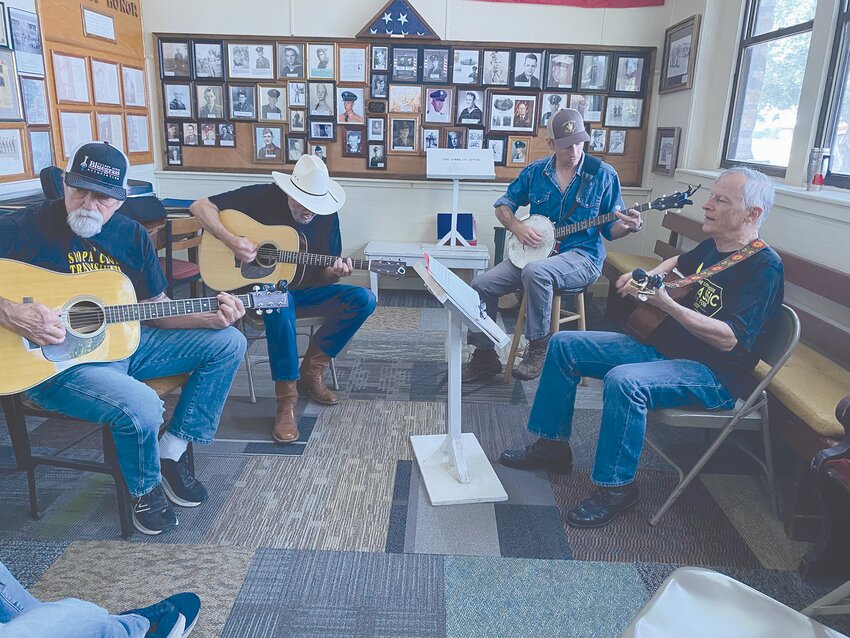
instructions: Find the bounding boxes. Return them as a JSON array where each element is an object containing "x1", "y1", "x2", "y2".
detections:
[
  {"x1": 0, "y1": 560, "x2": 148, "y2": 637},
  {"x1": 25, "y1": 325, "x2": 246, "y2": 498},
  {"x1": 528, "y1": 331, "x2": 735, "y2": 486},
  {"x1": 263, "y1": 284, "x2": 376, "y2": 381}
]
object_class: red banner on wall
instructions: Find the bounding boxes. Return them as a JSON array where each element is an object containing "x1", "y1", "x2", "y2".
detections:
[{"x1": 472, "y1": 0, "x2": 663, "y2": 7}]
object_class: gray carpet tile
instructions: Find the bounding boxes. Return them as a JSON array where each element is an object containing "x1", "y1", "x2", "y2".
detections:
[
  {"x1": 327, "y1": 358, "x2": 416, "y2": 402},
  {"x1": 222, "y1": 548, "x2": 446, "y2": 638},
  {"x1": 0, "y1": 462, "x2": 90, "y2": 535},
  {"x1": 460, "y1": 403, "x2": 533, "y2": 461},
  {"x1": 377, "y1": 289, "x2": 443, "y2": 308},
  {"x1": 495, "y1": 503, "x2": 572, "y2": 560},
  {"x1": 410, "y1": 361, "x2": 527, "y2": 404},
  {"x1": 385, "y1": 460, "x2": 412, "y2": 553},
  {"x1": 343, "y1": 331, "x2": 449, "y2": 362},
  {"x1": 0, "y1": 539, "x2": 68, "y2": 589},
  {"x1": 492, "y1": 464, "x2": 558, "y2": 507}
]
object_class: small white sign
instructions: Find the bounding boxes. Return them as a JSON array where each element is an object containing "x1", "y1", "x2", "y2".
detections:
[
  {"x1": 83, "y1": 9, "x2": 116, "y2": 42},
  {"x1": 426, "y1": 148, "x2": 495, "y2": 180}
]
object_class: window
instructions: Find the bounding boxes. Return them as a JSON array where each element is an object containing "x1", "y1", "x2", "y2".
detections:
[
  {"x1": 723, "y1": 0, "x2": 818, "y2": 174},
  {"x1": 821, "y1": 3, "x2": 850, "y2": 186}
]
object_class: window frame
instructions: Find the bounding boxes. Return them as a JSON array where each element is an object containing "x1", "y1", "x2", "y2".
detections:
[{"x1": 818, "y1": 2, "x2": 850, "y2": 188}]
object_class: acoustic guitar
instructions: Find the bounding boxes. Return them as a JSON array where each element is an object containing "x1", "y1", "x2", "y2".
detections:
[
  {"x1": 623, "y1": 269, "x2": 690, "y2": 343},
  {"x1": 199, "y1": 209, "x2": 406, "y2": 292},
  {"x1": 506, "y1": 186, "x2": 701, "y2": 269},
  {"x1": 0, "y1": 259, "x2": 288, "y2": 395}
]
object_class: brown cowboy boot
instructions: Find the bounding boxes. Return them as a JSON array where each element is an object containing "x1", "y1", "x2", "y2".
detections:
[
  {"x1": 298, "y1": 341, "x2": 339, "y2": 405},
  {"x1": 273, "y1": 381, "x2": 299, "y2": 443},
  {"x1": 512, "y1": 335, "x2": 551, "y2": 381}
]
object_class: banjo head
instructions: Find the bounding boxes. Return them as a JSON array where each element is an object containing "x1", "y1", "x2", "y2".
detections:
[{"x1": 507, "y1": 214, "x2": 556, "y2": 269}]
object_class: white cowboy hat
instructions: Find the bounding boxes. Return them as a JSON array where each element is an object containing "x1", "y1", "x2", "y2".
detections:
[{"x1": 272, "y1": 155, "x2": 345, "y2": 216}]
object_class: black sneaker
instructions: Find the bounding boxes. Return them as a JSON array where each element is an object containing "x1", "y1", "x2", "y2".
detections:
[
  {"x1": 462, "y1": 348, "x2": 502, "y2": 383},
  {"x1": 132, "y1": 485, "x2": 178, "y2": 536},
  {"x1": 160, "y1": 451, "x2": 208, "y2": 508}
]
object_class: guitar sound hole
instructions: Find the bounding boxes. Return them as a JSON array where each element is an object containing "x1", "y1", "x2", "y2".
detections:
[
  {"x1": 255, "y1": 242, "x2": 277, "y2": 268},
  {"x1": 66, "y1": 300, "x2": 105, "y2": 335}
]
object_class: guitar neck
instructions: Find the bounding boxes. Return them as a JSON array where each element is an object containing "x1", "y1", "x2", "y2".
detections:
[
  {"x1": 553, "y1": 200, "x2": 654, "y2": 241},
  {"x1": 103, "y1": 294, "x2": 253, "y2": 324},
  {"x1": 275, "y1": 250, "x2": 370, "y2": 270}
]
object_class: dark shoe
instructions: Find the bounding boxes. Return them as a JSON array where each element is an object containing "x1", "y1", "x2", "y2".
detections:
[
  {"x1": 132, "y1": 485, "x2": 178, "y2": 536},
  {"x1": 566, "y1": 483, "x2": 640, "y2": 529},
  {"x1": 462, "y1": 348, "x2": 502, "y2": 383},
  {"x1": 122, "y1": 592, "x2": 201, "y2": 638},
  {"x1": 499, "y1": 438, "x2": 573, "y2": 474},
  {"x1": 298, "y1": 341, "x2": 339, "y2": 405},
  {"x1": 512, "y1": 335, "x2": 551, "y2": 381},
  {"x1": 273, "y1": 380, "x2": 300, "y2": 443},
  {"x1": 160, "y1": 452, "x2": 208, "y2": 508}
]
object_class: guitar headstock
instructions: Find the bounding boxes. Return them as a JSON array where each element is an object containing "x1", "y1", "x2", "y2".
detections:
[
  {"x1": 648, "y1": 184, "x2": 702, "y2": 212},
  {"x1": 371, "y1": 260, "x2": 407, "y2": 279},
  {"x1": 248, "y1": 282, "x2": 289, "y2": 314}
]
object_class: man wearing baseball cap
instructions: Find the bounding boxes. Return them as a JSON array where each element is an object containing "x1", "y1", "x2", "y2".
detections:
[
  {"x1": 190, "y1": 155, "x2": 376, "y2": 444},
  {"x1": 463, "y1": 108, "x2": 642, "y2": 383},
  {"x1": 0, "y1": 141, "x2": 247, "y2": 536}
]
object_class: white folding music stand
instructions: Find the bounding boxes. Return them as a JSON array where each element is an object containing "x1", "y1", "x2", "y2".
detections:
[
  {"x1": 426, "y1": 149, "x2": 495, "y2": 248},
  {"x1": 411, "y1": 259, "x2": 510, "y2": 505}
]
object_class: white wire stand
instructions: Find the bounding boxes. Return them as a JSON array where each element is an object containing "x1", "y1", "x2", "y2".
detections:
[{"x1": 411, "y1": 261, "x2": 509, "y2": 505}]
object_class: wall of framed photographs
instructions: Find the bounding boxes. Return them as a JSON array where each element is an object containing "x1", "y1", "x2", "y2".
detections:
[{"x1": 156, "y1": 34, "x2": 654, "y2": 186}]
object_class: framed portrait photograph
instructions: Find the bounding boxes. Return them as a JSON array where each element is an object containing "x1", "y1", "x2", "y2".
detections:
[
  {"x1": 91, "y1": 60, "x2": 121, "y2": 106},
  {"x1": 288, "y1": 81, "x2": 306, "y2": 107},
  {"x1": 424, "y1": 86, "x2": 453, "y2": 124},
  {"x1": 20, "y1": 77, "x2": 48, "y2": 125},
  {"x1": 486, "y1": 135, "x2": 507, "y2": 167},
  {"x1": 121, "y1": 65, "x2": 146, "y2": 108},
  {"x1": 367, "y1": 143, "x2": 386, "y2": 169},
  {"x1": 159, "y1": 39, "x2": 191, "y2": 79},
  {"x1": 388, "y1": 84, "x2": 422, "y2": 114},
  {"x1": 487, "y1": 92, "x2": 537, "y2": 134},
  {"x1": 608, "y1": 129, "x2": 626, "y2": 155},
  {"x1": 451, "y1": 49, "x2": 480, "y2": 85},
  {"x1": 8, "y1": 8, "x2": 43, "y2": 77},
  {"x1": 229, "y1": 85, "x2": 256, "y2": 120},
  {"x1": 126, "y1": 114, "x2": 149, "y2": 153},
  {"x1": 482, "y1": 50, "x2": 511, "y2": 87},
  {"x1": 613, "y1": 53, "x2": 648, "y2": 95},
  {"x1": 200, "y1": 122, "x2": 218, "y2": 146},
  {"x1": 193, "y1": 40, "x2": 224, "y2": 79},
  {"x1": 0, "y1": 3, "x2": 8, "y2": 48},
  {"x1": 507, "y1": 135, "x2": 531, "y2": 166},
  {"x1": 539, "y1": 93, "x2": 568, "y2": 127},
  {"x1": 53, "y1": 52, "x2": 89, "y2": 104},
  {"x1": 163, "y1": 82, "x2": 192, "y2": 119},
  {"x1": 389, "y1": 116, "x2": 418, "y2": 154},
  {"x1": 166, "y1": 144, "x2": 182, "y2": 166},
  {"x1": 370, "y1": 73, "x2": 388, "y2": 99},
  {"x1": 661, "y1": 15, "x2": 701, "y2": 93},
  {"x1": 29, "y1": 130, "x2": 53, "y2": 175},
  {"x1": 182, "y1": 122, "x2": 199, "y2": 146},
  {"x1": 371, "y1": 46, "x2": 389, "y2": 72},
  {"x1": 289, "y1": 109, "x2": 306, "y2": 132},
  {"x1": 218, "y1": 122, "x2": 236, "y2": 147},
  {"x1": 579, "y1": 52, "x2": 611, "y2": 92},
  {"x1": 337, "y1": 87, "x2": 365, "y2": 124},
  {"x1": 285, "y1": 134, "x2": 305, "y2": 163},
  {"x1": 307, "y1": 43, "x2": 335, "y2": 80},
  {"x1": 455, "y1": 89, "x2": 484, "y2": 126},
  {"x1": 96, "y1": 112, "x2": 125, "y2": 153},
  {"x1": 59, "y1": 111, "x2": 92, "y2": 158},
  {"x1": 422, "y1": 127, "x2": 440, "y2": 150},
  {"x1": 255, "y1": 125, "x2": 283, "y2": 162},
  {"x1": 653, "y1": 127, "x2": 681, "y2": 176},
  {"x1": 309, "y1": 119, "x2": 336, "y2": 142},
  {"x1": 466, "y1": 128, "x2": 485, "y2": 150},
  {"x1": 308, "y1": 81, "x2": 335, "y2": 117},
  {"x1": 512, "y1": 51, "x2": 544, "y2": 89},
  {"x1": 0, "y1": 51, "x2": 21, "y2": 120},
  {"x1": 367, "y1": 117, "x2": 385, "y2": 142},
  {"x1": 570, "y1": 94, "x2": 604, "y2": 123},
  {"x1": 278, "y1": 42, "x2": 305, "y2": 79},
  {"x1": 422, "y1": 47, "x2": 450, "y2": 84},
  {"x1": 589, "y1": 128, "x2": 607, "y2": 153},
  {"x1": 311, "y1": 143, "x2": 328, "y2": 164},
  {"x1": 545, "y1": 51, "x2": 576, "y2": 90},
  {"x1": 257, "y1": 84, "x2": 286, "y2": 121},
  {"x1": 444, "y1": 127, "x2": 466, "y2": 150},
  {"x1": 229, "y1": 43, "x2": 274, "y2": 80},
  {"x1": 338, "y1": 44, "x2": 367, "y2": 84},
  {"x1": 341, "y1": 126, "x2": 365, "y2": 158},
  {"x1": 196, "y1": 84, "x2": 226, "y2": 120},
  {"x1": 0, "y1": 128, "x2": 24, "y2": 177},
  {"x1": 165, "y1": 121, "x2": 181, "y2": 144},
  {"x1": 604, "y1": 97, "x2": 643, "y2": 128},
  {"x1": 391, "y1": 46, "x2": 419, "y2": 83}
]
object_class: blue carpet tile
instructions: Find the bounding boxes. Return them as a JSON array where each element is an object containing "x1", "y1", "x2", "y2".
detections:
[
  {"x1": 495, "y1": 503, "x2": 572, "y2": 560},
  {"x1": 0, "y1": 538, "x2": 68, "y2": 588},
  {"x1": 386, "y1": 460, "x2": 412, "y2": 554},
  {"x1": 222, "y1": 548, "x2": 446, "y2": 638}
]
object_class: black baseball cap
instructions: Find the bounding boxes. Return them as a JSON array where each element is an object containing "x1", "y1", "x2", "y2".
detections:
[{"x1": 65, "y1": 141, "x2": 128, "y2": 200}]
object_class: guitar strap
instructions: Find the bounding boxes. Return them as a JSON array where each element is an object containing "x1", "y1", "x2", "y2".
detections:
[
  {"x1": 558, "y1": 154, "x2": 602, "y2": 225},
  {"x1": 664, "y1": 238, "x2": 768, "y2": 290}
]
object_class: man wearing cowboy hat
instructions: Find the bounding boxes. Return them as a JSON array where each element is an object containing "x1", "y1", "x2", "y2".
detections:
[
  {"x1": 463, "y1": 108, "x2": 642, "y2": 383},
  {"x1": 190, "y1": 155, "x2": 376, "y2": 444}
]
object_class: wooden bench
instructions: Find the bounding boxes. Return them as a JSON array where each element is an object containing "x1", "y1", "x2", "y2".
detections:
[{"x1": 603, "y1": 216, "x2": 850, "y2": 578}]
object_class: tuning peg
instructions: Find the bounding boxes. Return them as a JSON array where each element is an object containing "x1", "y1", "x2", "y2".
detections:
[
  {"x1": 252, "y1": 285, "x2": 260, "y2": 292},
  {"x1": 255, "y1": 309, "x2": 262, "y2": 315},
  {"x1": 265, "y1": 309, "x2": 272, "y2": 314}
]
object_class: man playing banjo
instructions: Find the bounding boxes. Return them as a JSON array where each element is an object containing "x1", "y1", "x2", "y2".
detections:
[{"x1": 463, "y1": 108, "x2": 642, "y2": 382}]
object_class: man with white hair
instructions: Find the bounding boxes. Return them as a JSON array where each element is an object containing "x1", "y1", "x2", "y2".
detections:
[{"x1": 500, "y1": 166, "x2": 784, "y2": 529}]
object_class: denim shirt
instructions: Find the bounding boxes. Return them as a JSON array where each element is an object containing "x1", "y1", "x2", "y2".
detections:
[{"x1": 494, "y1": 153, "x2": 624, "y2": 272}]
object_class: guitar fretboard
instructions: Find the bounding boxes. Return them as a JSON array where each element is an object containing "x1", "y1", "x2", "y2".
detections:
[
  {"x1": 553, "y1": 200, "x2": 655, "y2": 241},
  {"x1": 103, "y1": 294, "x2": 253, "y2": 324},
  {"x1": 275, "y1": 250, "x2": 370, "y2": 270}
]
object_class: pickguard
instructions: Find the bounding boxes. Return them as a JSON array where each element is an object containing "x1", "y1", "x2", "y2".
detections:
[
  {"x1": 239, "y1": 261, "x2": 276, "y2": 280},
  {"x1": 41, "y1": 331, "x2": 106, "y2": 362}
]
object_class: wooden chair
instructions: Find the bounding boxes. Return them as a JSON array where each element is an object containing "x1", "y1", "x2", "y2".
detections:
[
  {"x1": 504, "y1": 288, "x2": 588, "y2": 383},
  {"x1": 1, "y1": 374, "x2": 190, "y2": 539},
  {"x1": 159, "y1": 216, "x2": 203, "y2": 298}
]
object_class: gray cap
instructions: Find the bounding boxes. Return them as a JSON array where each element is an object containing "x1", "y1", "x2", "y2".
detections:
[{"x1": 547, "y1": 108, "x2": 590, "y2": 148}]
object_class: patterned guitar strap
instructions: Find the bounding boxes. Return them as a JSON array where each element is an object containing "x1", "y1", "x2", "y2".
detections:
[{"x1": 662, "y1": 238, "x2": 768, "y2": 291}]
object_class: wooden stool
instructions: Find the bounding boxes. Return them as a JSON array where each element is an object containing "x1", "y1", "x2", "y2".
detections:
[{"x1": 504, "y1": 289, "x2": 587, "y2": 384}]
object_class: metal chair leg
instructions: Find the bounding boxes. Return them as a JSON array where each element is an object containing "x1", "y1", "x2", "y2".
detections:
[
  {"x1": 239, "y1": 318, "x2": 257, "y2": 404},
  {"x1": 760, "y1": 398, "x2": 780, "y2": 519}
]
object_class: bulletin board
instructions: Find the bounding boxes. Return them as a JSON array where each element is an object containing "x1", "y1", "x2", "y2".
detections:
[{"x1": 156, "y1": 33, "x2": 654, "y2": 187}]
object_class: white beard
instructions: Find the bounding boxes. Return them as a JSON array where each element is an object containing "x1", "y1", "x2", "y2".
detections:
[{"x1": 67, "y1": 207, "x2": 104, "y2": 238}]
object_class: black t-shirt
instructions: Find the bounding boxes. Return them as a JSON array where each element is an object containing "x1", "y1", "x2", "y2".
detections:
[
  {"x1": 0, "y1": 198, "x2": 167, "y2": 300},
  {"x1": 209, "y1": 183, "x2": 341, "y2": 289},
  {"x1": 648, "y1": 239, "x2": 784, "y2": 398}
]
